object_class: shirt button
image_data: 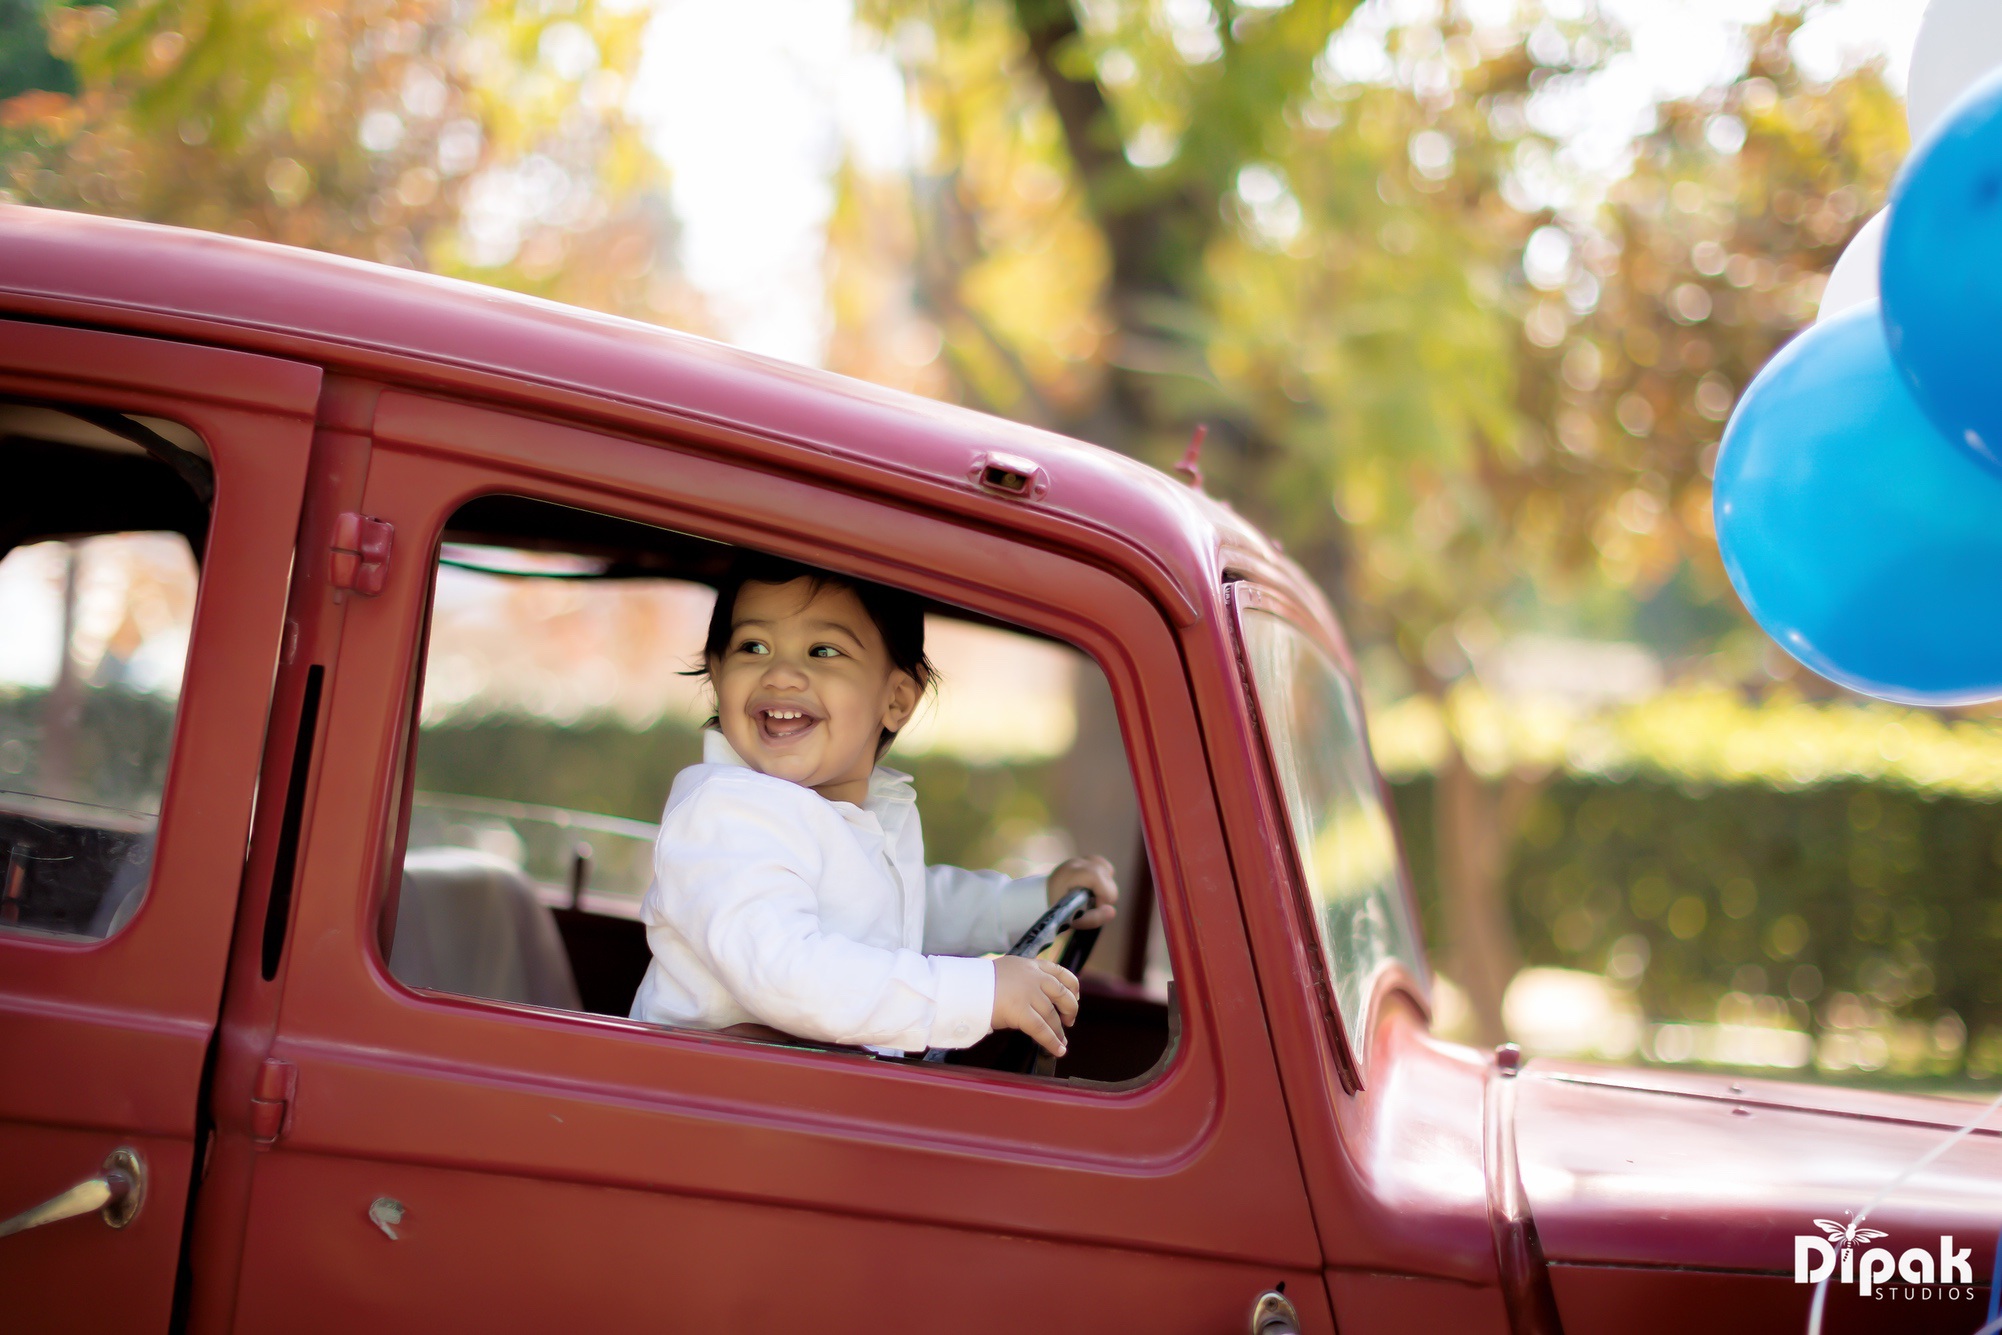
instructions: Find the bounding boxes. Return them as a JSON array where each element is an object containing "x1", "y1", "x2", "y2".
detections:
[{"x1": 954, "y1": 1023, "x2": 969, "y2": 1038}]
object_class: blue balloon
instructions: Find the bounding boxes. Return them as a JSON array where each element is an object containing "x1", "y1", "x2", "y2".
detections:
[
  {"x1": 1714, "y1": 304, "x2": 2002, "y2": 705},
  {"x1": 1882, "y1": 64, "x2": 2002, "y2": 471}
]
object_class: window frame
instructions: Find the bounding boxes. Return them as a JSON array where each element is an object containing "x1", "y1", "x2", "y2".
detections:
[
  {"x1": 0, "y1": 336, "x2": 317, "y2": 994},
  {"x1": 1227, "y1": 580, "x2": 1431, "y2": 1087},
  {"x1": 296, "y1": 391, "x2": 1263, "y2": 1099},
  {"x1": 377, "y1": 490, "x2": 1183, "y2": 1073}
]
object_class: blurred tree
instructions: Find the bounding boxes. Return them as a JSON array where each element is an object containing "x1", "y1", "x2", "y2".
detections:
[
  {"x1": 1535, "y1": 18, "x2": 1905, "y2": 623},
  {"x1": 1468, "y1": 21, "x2": 1910, "y2": 1053},
  {"x1": 841, "y1": 0, "x2": 1565, "y2": 1040},
  {"x1": 0, "y1": 0, "x2": 73, "y2": 100},
  {"x1": 1, "y1": 0, "x2": 703, "y2": 325},
  {"x1": 1393, "y1": 15, "x2": 1905, "y2": 1040},
  {"x1": 835, "y1": 1, "x2": 1907, "y2": 1043}
]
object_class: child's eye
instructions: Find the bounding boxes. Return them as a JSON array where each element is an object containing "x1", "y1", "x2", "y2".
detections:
[
  {"x1": 735, "y1": 639, "x2": 770, "y2": 656},
  {"x1": 809, "y1": 644, "x2": 841, "y2": 659}
]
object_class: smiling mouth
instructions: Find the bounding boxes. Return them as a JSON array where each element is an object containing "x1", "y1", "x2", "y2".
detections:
[{"x1": 755, "y1": 706, "x2": 819, "y2": 744}]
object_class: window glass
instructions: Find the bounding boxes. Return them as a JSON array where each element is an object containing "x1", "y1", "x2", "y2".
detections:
[
  {"x1": 386, "y1": 497, "x2": 1172, "y2": 1082},
  {"x1": 1240, "y1": 605, "x2": 1424, "y2": 1043},
  {"x1": 0, "y1": 406, "x2": 207, "y2": 940}
]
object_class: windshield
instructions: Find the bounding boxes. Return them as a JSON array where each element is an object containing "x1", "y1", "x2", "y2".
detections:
[{"x1": 1239, "y1": 604, "x2": 1426, "y2": 1049}]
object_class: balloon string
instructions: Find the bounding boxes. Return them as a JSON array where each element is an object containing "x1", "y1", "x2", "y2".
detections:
[
  {"x1": 1807, "y1": 1275, "x2": 1829, "y2": 1335},
  {"x1": 1803, "y1": 1082, "x2": 2002, "y2": 1335},
  {"x1": 1988, "y1": 1226, "x2": 2002, "y2": 1331}
]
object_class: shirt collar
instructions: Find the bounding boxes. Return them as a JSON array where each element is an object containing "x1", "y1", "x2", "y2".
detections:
[{"x1": 701, "y1": 729, "x2": 914, "y2": 816}]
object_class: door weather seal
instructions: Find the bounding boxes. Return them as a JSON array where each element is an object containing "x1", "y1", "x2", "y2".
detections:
[{"x1": 259, "y1": 663, "x2": 325, "y2": 980}]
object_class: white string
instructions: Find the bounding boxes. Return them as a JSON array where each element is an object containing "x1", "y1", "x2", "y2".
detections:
[
  {"x1": 1804, "y1": 1083, "x2": 2002, "y2": 1335},
  {"x1": 1807, "y1": 1275, "x2": 1830, "y2": 1335}
]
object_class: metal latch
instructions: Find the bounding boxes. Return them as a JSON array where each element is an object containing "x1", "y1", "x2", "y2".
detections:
[
  {"x1": 330, "y1": 512, "x2": 393, "y2": 596},
  {"x1": 249, "y1": 1057, "x2": 297, "y2": 1144}
]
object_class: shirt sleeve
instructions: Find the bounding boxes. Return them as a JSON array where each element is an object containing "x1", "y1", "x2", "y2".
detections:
[
  {"x1": 922, "y1": 863, "x2": 1050, "y2": 958},
  {"x1": 651, "y1": 778, "x2": 995, "y2": 1050}
]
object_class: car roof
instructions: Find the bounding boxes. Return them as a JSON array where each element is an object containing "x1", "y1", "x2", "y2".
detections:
[{"x1": 0, "y1": 206, "x2": 1329, "y2": 634}]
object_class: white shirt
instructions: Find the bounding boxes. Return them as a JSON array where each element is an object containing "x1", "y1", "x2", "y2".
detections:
[{"x1": 629, "y1": 732, "x2": 1048, "y2": 1051}]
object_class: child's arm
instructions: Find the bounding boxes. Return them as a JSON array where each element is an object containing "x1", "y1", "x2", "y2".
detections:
[
  {"x1": 924, "y1": 856, "x2": 1120, "y2": 957},
  {"x1": 921, "y1": 864, "x2": 1046, "y2": 957},
  {"x1": 653, "y1": 781, "x2": 993, "y2": 1050}
]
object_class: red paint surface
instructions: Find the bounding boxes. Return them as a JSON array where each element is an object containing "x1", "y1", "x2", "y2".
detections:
[
  {"x1": 0, "y1": 208, "x2": 1995, "y2": 1334},
  {"x1": 0, "y1": 317, "x2": 317, "y2": 1330}
]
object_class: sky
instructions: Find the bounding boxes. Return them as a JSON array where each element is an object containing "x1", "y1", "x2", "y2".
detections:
[{"x1": 627, "y1": 0, "x2": 1924, "y2": 367}]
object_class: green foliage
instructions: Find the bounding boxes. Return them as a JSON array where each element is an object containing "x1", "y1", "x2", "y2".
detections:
[
  {"x1": 0, "y1": 685, "x2": 178, "y2": 813},
  {"x1": 834, "y1": 4, "x2": 1930, "y2": 1043},
  {"x1": 415, "y1": 714, "x2": 704, "y2": 826},
  {"x1": 1201, "y1": 24, "x2": 1550, "y2": 650},
  {"x1": 1396, "y1": 773, "x2": 2002, "y2": 1084},
  {"x1": 411, "y1": 713, "x2": 1058, "y2": 873},
  {"x1": 0, "y1": 0, "x2": 72, "y2": 100},
  {"x1": 1528, "y1": 17, "x2": 1908, "y2": 618},
  {"x1": 3, "y1": 0, "x2": 702, "y2": 325}
]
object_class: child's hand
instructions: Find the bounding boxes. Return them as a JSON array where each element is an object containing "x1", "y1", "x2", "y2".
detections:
[
  {"x1": 1048, "y1": 855, "x2": 1119, "y2": 930},
  {"x1": 992, "y1": 956, "x2": 1079, "y2": 1058}
]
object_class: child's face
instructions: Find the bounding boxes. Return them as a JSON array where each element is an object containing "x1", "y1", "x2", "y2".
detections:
[{"x1": 708, "y1": 578, "x2": 919, "y2": 802}]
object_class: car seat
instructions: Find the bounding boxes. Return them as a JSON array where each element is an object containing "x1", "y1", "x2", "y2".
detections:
[{"x1": 390, "y1": 846, "x2": 582, "y2": 1011}]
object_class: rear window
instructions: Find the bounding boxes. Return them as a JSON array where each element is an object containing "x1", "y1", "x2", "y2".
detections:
[
  {"x1": 0, "y1": 403, "x2": 208, "y2": 940},
  {"x1": 1240, "y1": 605, "x2": 1425, "y2": 1047}
]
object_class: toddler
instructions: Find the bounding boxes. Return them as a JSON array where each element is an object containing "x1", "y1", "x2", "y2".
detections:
[{"x1": 630, "y1": 554, "x2": 1118, "y2": 1058}]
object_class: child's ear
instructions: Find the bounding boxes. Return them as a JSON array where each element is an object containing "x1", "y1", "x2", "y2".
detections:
[{"x1": 881, "y1": 669, "x2": 920, "y2": 732}]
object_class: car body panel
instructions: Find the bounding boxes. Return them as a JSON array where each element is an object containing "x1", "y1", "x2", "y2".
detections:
[
  {"x1": 0, "y1": 206, "x2": 1231, "y2": 630},
  {"x1": 202, "y1": 395, "x2": 1330, "y2": 1332},
  {"x1": 0, "y1": 318, "x2": 317, "y2": 1329},
  {"x1": 1516, "y1": 1063, "x2": 2002, "y2": 1328}
]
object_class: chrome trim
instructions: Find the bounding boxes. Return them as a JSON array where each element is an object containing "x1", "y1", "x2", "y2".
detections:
[
  {"x1": 0, "y1": 1147, "x2": 145, "y2": 1239},
  {"x1": 1484, "y1": 1057, "x2": 1564, "y2": 1334}
]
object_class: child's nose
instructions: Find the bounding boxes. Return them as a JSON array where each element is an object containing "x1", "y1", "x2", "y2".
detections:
[{"x1": 761, "y1": 657, "x2": 810, "y2": 686}]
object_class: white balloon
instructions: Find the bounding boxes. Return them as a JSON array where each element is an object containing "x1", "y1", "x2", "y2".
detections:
[
  {"x1": 1815, "y1": 209, "x2": 1886, "y2": 324},
  {"x1": 1909, "y1": 0, "x2": 2002, "y2": 141}
]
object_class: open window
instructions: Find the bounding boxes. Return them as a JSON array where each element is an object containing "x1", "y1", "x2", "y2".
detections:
[
  {"x1": 378, "y1": 495, "x2": 1175, "y2": 1085},
  {"x1": 0, "y1": 401, "x2": 210, "y2": 941}
]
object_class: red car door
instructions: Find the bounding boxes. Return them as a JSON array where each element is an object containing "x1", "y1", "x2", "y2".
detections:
[
  {"x1": 0, "y1": 322, "x2": 317, "y2": 1330},
  {"x1": 206, "y1": 391, "x2": 1331, "y2": 1334}
]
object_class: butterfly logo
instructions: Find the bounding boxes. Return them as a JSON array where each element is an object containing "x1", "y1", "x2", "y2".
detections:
[{"x1": 1815, "y1": 1219, "x2": 1889, "y2": 1263}]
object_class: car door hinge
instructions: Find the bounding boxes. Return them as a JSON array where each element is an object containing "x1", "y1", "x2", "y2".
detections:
[
  {"x1": 330, "y1": 512, "x2": 393, "y2": 597},
  {"x1": 249, "y1": 1058, "x2": 297, "y2": 1144}
]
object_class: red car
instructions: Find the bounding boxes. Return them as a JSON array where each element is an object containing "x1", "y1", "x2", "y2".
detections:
[{"x1": 0, "y1": 207, "x2": 1995, "y2": 1335}]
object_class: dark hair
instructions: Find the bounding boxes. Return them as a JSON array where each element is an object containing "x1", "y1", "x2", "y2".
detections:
[{"x1": 696, "y1": 552, "x2": 935, "y2": 753}]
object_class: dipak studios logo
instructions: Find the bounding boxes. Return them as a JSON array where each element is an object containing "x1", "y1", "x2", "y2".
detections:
[{"x1": 1795, "y1": 1219, "x2": 1981, "y2": 1303}]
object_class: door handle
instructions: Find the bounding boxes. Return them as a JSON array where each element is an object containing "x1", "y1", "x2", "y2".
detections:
[
  {"x1": 0, "y1": 1148, "x2": 145, "y2": 1239},
  {"x1": 1250, "y1": 1289, "x2": 1300, "y2": 1335}
]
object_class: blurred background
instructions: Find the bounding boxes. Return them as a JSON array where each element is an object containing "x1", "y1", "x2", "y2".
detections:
[{"x1": 5, "y1": 0, "x2": 1995, "y2": 1088}]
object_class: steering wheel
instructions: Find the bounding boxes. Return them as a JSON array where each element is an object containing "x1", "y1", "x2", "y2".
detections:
[{"x1": 923, "y1": 888, "x2": 1099, "y2": 1072}]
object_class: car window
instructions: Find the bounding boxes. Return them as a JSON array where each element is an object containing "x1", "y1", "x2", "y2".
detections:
[
  {"x1": 380, "y1": 495, "x2": 1174, "y2": 1084},
  {"x1": 1239, "y1": 604, "x2": 1425, "y2": 1048},
  {"x1": 0, "y1": 405, "x2": 208, "y2": 940}
]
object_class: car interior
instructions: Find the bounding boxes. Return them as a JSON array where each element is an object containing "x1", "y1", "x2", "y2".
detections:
[
  {"x1": 383, "y1": 495, "x2": 1178, "y2": 1085},
  {"x1": 0, "y1": 397, "x2": 210, "y2": 941}
]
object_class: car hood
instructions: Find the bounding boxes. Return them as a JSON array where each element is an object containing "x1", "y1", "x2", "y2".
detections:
[{"x1": 1512, "y1": 1060, "x2": 2002, "y2": 1273}]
